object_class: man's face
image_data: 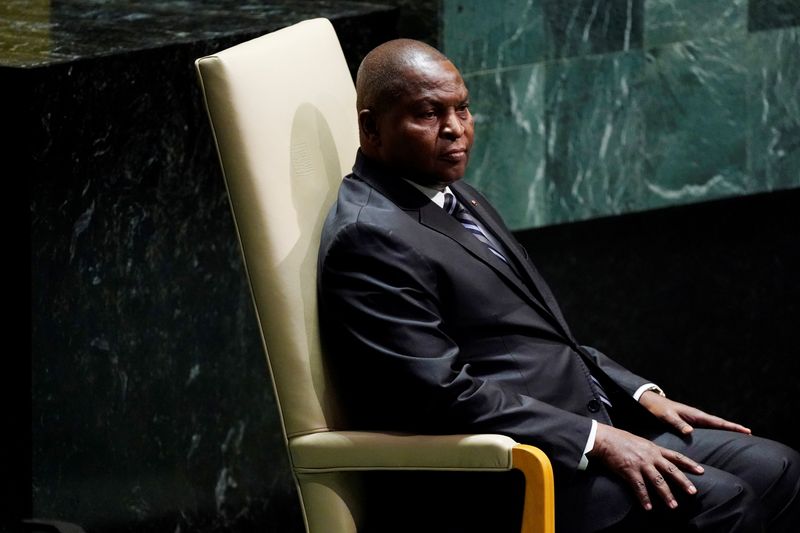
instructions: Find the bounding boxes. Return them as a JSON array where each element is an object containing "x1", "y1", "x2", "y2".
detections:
[{"x1": 373, "y1": 60, "x2": 474, "y2": 189}]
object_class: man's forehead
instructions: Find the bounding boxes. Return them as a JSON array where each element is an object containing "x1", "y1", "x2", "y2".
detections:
[
  {"x1": 400, "y1": 60, "x2": 467, "y2": 93},
  {"x1": 405, "y1": 84, "x2": 470, "y2": 104}
]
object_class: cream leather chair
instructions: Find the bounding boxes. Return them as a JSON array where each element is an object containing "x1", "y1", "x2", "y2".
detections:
[{"x1": 194, "y1": 18, "x2": 555, "y2": 533}]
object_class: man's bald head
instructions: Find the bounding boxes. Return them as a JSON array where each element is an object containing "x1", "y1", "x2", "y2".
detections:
[
  {"x1": 356, "y1": 39, "x2": 451, "y2": 115},
  {"x1": 354, "y1": 39, "x2": 474, "y2": 188}
]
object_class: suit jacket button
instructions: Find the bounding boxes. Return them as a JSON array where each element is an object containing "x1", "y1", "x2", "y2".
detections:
[{"x1": 587, "y1": 399, "x2": 601, "y2": 413}]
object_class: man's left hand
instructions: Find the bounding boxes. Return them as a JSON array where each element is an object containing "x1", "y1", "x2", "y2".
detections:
[{"x1": 639, "y1": 390, "x2": 752, "y2": 436}]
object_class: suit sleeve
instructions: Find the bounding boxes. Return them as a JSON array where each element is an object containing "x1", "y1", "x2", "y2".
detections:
[
  {"x1": 319, "y1": 221, "x2": 594, "y2": 476},
  {"x1": 581, "y1": 345, "x2": 652, "y2": 396}
]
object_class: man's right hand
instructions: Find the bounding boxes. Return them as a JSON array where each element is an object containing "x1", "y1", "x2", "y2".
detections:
[{"x1": 589, "y1": 424, "x2": 705, "y2": 511}]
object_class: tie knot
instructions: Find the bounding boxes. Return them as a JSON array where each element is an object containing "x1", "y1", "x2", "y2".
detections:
[{"x1": 443, "y1": 191, "x2": 463, "y2": 216}]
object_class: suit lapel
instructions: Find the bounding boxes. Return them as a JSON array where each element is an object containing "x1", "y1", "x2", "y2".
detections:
[
  {"x1": 419, "y1": 204, "x2": 567, "y2": 334},
  {"x1": 451, "y1": 182, "x2": 574, "y2": 338},
  {"x1": 417, "y1": 201, "x2": 552, "y2": 315}
]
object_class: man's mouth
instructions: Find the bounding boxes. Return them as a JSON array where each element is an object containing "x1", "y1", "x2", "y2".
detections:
[{"x1": 440, "y1": 149, "x2": 468, "y2": 162}]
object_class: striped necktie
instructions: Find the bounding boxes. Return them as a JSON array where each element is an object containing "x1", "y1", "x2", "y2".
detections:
[
  {"x1": 590, "y1": 375, "x2": 612, "y2": 408},
  {"x1": 443, "y1": 192, "x2": 509, "y2": 264}
]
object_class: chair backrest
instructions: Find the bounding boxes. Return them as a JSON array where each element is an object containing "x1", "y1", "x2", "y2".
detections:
[{"x1": 195, "y1": 18, "x2": 358, "y2": 440}]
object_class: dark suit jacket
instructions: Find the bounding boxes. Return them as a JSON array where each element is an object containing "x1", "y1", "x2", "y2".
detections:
[{"x1": 318, "y1": 151, "x2": 663, "y2": 531}]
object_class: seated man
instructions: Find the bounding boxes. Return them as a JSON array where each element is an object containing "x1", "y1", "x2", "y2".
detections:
[{"x1": 317, "y1": 38, "x2": 799, "y2": 532}]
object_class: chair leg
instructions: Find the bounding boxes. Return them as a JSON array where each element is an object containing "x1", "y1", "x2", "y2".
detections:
[
  {"x1": 296, "y1": 472, "x2": 364, "y2": 533},
  {"x1": 512, "y1": 445, "x2": 556, "y2": 533}
]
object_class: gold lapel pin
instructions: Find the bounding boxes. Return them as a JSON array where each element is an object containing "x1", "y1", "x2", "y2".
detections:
[{"x1": 470, "y1": 199, "x2": 478, "y2": 206}]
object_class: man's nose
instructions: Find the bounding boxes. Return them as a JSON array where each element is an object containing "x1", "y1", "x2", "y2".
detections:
[{"x1": 441, "y1": 110, "x2": 465, "y2": 138}]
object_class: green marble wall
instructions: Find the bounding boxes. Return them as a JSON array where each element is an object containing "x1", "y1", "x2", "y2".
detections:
[{"x1": 442, "y1": 0, "x2": 800, "y2": 229}]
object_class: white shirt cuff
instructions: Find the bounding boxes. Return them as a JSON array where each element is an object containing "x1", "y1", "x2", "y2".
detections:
[
  {"x1": 633, "y1": 383, "x2": 665, "y2": 401},
  {"x1": 578, "y1": 419, "x2": 597, "y2": 470}
]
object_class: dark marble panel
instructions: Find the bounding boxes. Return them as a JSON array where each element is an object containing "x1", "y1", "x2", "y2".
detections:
[
  {"x1": 515, "y1": 187, "x2": 800, "y2": 452},
  {"x1": 644, "y1": 0, "x2": 747, "y2": 47},
  {"x1": 544, "y1": 0, "x2": 644, "y2": 59},
  {"x1": 748, "y1": 0, "x2": 800, "y2": 32}
]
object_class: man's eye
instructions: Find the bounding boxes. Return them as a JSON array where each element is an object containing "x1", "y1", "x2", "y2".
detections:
[{"x1": 420, "y1": 110, "x2": 436, "y2": 119}]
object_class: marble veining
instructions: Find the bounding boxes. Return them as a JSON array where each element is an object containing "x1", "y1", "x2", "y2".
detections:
[
  {"x1": 644, "y1": 0, "x2": 748, "y2": 47},
  {"x1": 542, "y1": 50, "x2": 645, "y2": 226},
  {"x1": 543, "y1": 0, "x2": 644, "y2": 59},
  {"x1": 641, "y1": 34, "x2": 752, "y2": 211},
  {"x1": 442, "y1": 0, "x2": 547, "y2": 73}
]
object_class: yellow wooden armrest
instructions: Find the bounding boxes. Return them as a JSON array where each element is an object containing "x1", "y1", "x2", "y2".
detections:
[{"x1": 512, "y1": 444, "x2": 555, "y2": 533}]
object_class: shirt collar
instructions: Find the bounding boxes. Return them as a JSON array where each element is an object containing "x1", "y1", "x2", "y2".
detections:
[{"x1": 402, "y1": 179, "x2": 452, "y2": 209}]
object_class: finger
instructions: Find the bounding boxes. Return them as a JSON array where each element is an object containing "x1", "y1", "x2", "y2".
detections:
[
  {"x1": 665, "y1": 449, "x2": 704, "y2": 474},
  {"x1": 706, "y1": 417, "x2": 752, "y2": 434},
  {"x1": 660, "y1": 459, "x2": 698, "y2": 496},
  {"x1": 664, "y1": 413, "x2": 694, "y2": 434},
  {"x1": 716, "y1": 420, "x2": 752, "y2": 434},
  {"x1": 629, "y1": 476, "x2": 653, "y2": 511},
  {"x1": 682, "y1": 412, "x2": 751, "y2": 434},
  {"x1": 646, "y1": 465, "x2": 678, "y2": 509}
]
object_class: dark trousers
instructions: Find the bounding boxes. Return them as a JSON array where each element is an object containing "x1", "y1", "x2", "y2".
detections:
[{"x1": 602, "y1": 428, "x2": 800, "y2": 533}]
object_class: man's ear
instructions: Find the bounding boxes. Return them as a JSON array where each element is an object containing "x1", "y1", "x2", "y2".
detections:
[{"x1": 358, "y1": 109, "x2": 381, "y2": 148}]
